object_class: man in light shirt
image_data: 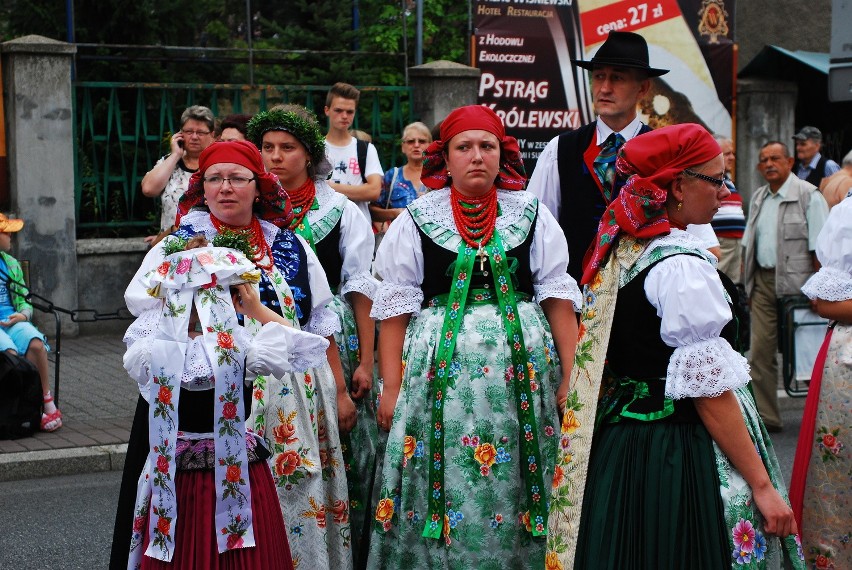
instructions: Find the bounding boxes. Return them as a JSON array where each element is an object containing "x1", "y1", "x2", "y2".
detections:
[{"x1": 743, "y1": 141, "x2": 829, "y2": 431}]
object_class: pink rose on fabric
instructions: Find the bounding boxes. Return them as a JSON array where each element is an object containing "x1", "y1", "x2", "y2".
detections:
[
  {"x1": 196, "y1": 252, "x2": 214, "y2": 265},
  {"x1": 226, "y1": 252, "x2": 238, "y2": 264},
  {"x1": 175, "y1": 257, "x2": 192, "y2": 274}
]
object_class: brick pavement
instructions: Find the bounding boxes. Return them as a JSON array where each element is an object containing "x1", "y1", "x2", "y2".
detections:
[{"x1": 0, "y1": 332, "x2": 136, "y2": 455}]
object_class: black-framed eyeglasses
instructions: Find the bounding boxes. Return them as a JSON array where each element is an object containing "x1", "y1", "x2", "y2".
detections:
[
  {"x1": 202, "y1": 176, "x2": 256, "y2": 189},
  {"x1": 403, "y1": 138, "x2": 429, "y2": 145},
  {"x1": 181, "y1": 128, "x2": 212, "y2": 137},
  {"x1": 683, "y1": 169, "x2": 726, "y2": 188}
]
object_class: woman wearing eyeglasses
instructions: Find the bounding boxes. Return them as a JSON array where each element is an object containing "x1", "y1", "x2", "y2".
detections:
[
  {"x1": 111, "y1": 140, "x2": 350, "y2": 569},
  {"x1": 369, "y1": 122, "x2": 432, "y2": 230},
  {"x1": 548, "y1": 124, "x2": 802, "y2": 569},
  {"x1": 141, "y1": 105, "x2": 216, "y2": 244}
]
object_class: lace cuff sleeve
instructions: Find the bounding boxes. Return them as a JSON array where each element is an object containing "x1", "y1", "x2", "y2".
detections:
[
  {"x1": 533, "y1": 274, "x2": 582, "y2": 310},
  {"x1": 340, "y1": 270, "x2": 379, "y2": 300},
  {"x1": 801, "y1": 266, "x2": 852, "y2": 302},
  {"x1": 246, "y1": 322, "x2": 330, "y2": 376},
  {"x1": 304, "y1": 305, "x2": 342, "y2": 337},
  {"x1": 665, "y1": 337, "x2": 751, "y2": 400},
  {"x1": 370, "y1": 283, "x2": 424, "y2": 320}
]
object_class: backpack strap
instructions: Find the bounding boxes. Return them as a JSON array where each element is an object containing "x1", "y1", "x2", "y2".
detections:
[{"x1": 356, "y1": 138, "x2": 368, "y2": 184}]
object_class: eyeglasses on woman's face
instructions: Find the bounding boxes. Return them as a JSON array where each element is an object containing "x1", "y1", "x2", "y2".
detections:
[
  {"x1": 202, "y1": 176, "x2": 256, "y2": 189},
  {"x1": 403, "y1": 138, "x2": 429, "y2": 145},
  {"x1": 683, "y1": 168, "x2": 726, "y2": 188},
  {"x1": 181, "y1": 128, "x2": 212, "y2": 137}
]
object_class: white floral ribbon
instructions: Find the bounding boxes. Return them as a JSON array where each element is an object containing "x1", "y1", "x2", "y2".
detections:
[{"x1": 127, "y1": 247, "x2": 261, "y2": 567}]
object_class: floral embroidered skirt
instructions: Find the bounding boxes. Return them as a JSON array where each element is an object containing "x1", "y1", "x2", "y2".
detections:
[
  {"x1": 368, "y1": 301, "x2": 561, "y2": 569},
  {"x1": 139, "y1": 459, "x2": 292, "y2": 570},
  {"x1": 717, "y1": 386, "x2": 806, "y2": 569},
  {"x1": 330, "y1": 293, "x2": 380, "y2": 563},
  {"x1": 798, "y1": 324, "x2": 851, "y2": 569},
  {"x1": 575, "y1": 402, "x2": 731, "y2": 570},
  {"x1": 249, "y1": 365, "x2": 353, "y2": 570}
]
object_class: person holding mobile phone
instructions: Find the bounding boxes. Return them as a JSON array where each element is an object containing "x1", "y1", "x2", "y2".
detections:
[{"x1": 141, "y1": 105, "x2": 215, "y2": 245}]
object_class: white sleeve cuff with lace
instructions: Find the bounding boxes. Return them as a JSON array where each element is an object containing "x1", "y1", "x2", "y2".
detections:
[
  {"x1": 801, "y1": 266, "x2": 852, "y2": 302},
  {"x1": 340, "y1": 270, "x2": 379, "y2": 300},
  {"x1": 370, "y1": 283, "x2": 424, "y2": 320},
  {"x1": 665, "y1": 337, "x2": 751, "y2": 400},
  {"x1": 533, "y1": 274, "x2": 582, "y2": 310},
  {"x1": 246, "y1": 322, "x2": 330, "y2": 376},
  {"x1": 303, "y1": 305, "x2": 342, "y2": 337}
]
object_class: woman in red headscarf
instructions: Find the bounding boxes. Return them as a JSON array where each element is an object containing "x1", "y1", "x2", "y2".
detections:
[
  {"x1": 545, "y1": 124, "x2": 801, "y2": 569},
  {"x1": 367, "y1": 105, "x2": 581, "y2": 568},
  {"x1": 111, "y1": 140, "x2": 352, "y2": 569}
]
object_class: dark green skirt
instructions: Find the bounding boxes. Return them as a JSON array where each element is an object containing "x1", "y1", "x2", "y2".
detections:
[{"x1": 575, "y1": 420, "x2": 730, "y2": 570}]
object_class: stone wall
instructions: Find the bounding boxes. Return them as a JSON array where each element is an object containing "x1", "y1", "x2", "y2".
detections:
[{"x1": 75, "y1": 239, "x2": 147, "y2": 335}]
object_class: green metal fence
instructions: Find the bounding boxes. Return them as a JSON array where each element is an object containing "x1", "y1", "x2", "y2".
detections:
[{"x1": 73, "y1": 82, "x2": 413, "y2": 235}]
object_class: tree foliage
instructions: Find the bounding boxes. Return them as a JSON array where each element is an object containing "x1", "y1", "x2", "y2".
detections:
[{"x1": 1, "y1": 0, "x2": 472, "y2": 86}]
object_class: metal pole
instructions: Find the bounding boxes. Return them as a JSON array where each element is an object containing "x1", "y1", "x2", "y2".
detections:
[
  {"x1": 402, "y1": 0, "x2": 409, "y2": 85},
  {"x1": 415, "y1": 0, "x2": 423, "y2": 66},
  {"x1": 66, "y1": 0, "x2": 76, "y2": 79},
  {"x1": 246, "y1": 0, "x2": 254, "y2": 86}
]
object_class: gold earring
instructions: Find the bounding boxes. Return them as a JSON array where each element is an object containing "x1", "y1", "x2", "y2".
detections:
[
  {"x1": 677, "y1": 201, "x2": 682, "y2": 211},
  {"x1": 447, "y1": 170, "x2": 452, "y2": 177}
]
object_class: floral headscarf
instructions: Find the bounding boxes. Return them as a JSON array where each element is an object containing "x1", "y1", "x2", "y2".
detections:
[
  {"x1": 421, "y1": 105, "x2": 526, "y2": 191},
  {"x1": 581, "y1": 123, "x2": 722, "y2": 284},
  {"x1": 177, "y1": 140, "x2": 294, "y2": 228}
]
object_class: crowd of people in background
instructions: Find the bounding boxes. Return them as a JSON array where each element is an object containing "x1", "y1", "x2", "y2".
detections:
[{"x1": 91, "y1": 29, "x2": 851, "y2": 570}]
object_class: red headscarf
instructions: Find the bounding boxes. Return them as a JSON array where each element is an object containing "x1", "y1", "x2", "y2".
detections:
[
  {"x1": 581, "y1": 123, "x2": 722, "y2": 284},
  {"x1": 421, "y1": 105, "x2": 526, "y2": 190},
  {"x1": 177, "y1": 140, "x2": 294, "y2": 228}
]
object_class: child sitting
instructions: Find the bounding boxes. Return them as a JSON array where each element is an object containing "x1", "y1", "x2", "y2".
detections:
[{"x1": 0, "y1": 213, "x2": 60, "y2": 432}]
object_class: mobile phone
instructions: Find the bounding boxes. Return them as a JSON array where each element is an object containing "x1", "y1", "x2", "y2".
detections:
[{"x1": 178, "y1": 139, "x2": 185, "y2": 149}]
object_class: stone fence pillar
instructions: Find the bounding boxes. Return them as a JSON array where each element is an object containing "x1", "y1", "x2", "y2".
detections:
[
  {"x1": 1, "y1": 35, "x2": 79, "y2": 335},
  {"x1": 735, "y1": 79, "x2": 798, "y2": 209},
  {"x1": 409, "y1": 61, "x2": 481, "y2": 129}
]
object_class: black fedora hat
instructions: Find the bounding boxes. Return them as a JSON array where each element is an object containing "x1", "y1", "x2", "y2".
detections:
[{"x1": 573, "y1": 31, "x2": 669, "y2": 77}]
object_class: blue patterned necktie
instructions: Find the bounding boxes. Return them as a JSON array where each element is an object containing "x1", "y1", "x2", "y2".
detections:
[{"x1": 593, "y1": 132, "x2": 625, "y2": 202}]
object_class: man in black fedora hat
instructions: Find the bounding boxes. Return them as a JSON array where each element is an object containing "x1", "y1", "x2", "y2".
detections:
[{"x1": 529, "y1": 31, "x2": 672, "y2": 283}]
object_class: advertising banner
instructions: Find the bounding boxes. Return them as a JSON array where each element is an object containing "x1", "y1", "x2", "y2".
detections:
[{"x1": 474, "y1": 0, "x2": 735, "y2": 172}]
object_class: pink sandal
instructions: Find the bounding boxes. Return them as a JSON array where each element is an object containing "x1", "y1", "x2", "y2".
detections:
[{"x1": 41, "y1": 394, "x2": 63, "y2": 432}]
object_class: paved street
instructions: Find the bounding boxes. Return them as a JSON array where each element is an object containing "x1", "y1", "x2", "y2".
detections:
[{"x1": 0, "y1": 470, "x2": 121, "y2": 569}]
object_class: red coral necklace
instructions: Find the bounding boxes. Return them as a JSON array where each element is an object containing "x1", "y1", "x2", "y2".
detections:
[
  {"x1": 210, "y1": 214, "x2": 274, "y2": 271},
  {"x1": 451, "y1": 185, "x2": 499, "y2": 249},
  {"x1": 286, "y1": 178, "x2": 316, "y2": 230}
]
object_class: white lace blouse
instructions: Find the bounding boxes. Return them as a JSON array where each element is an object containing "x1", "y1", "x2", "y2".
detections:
[
  {"x1": 310, "y1": 181, "x2": 378, "y2": 300},
  {"x1": 370, "y1": 189, "x2": 582, "y2": 320},
  {"x1": 640, "y1": 230, "x2": 751, "y2": 399},
  {"x1": 801, "y1": 195, "x2": 852, "y2": 302}
]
